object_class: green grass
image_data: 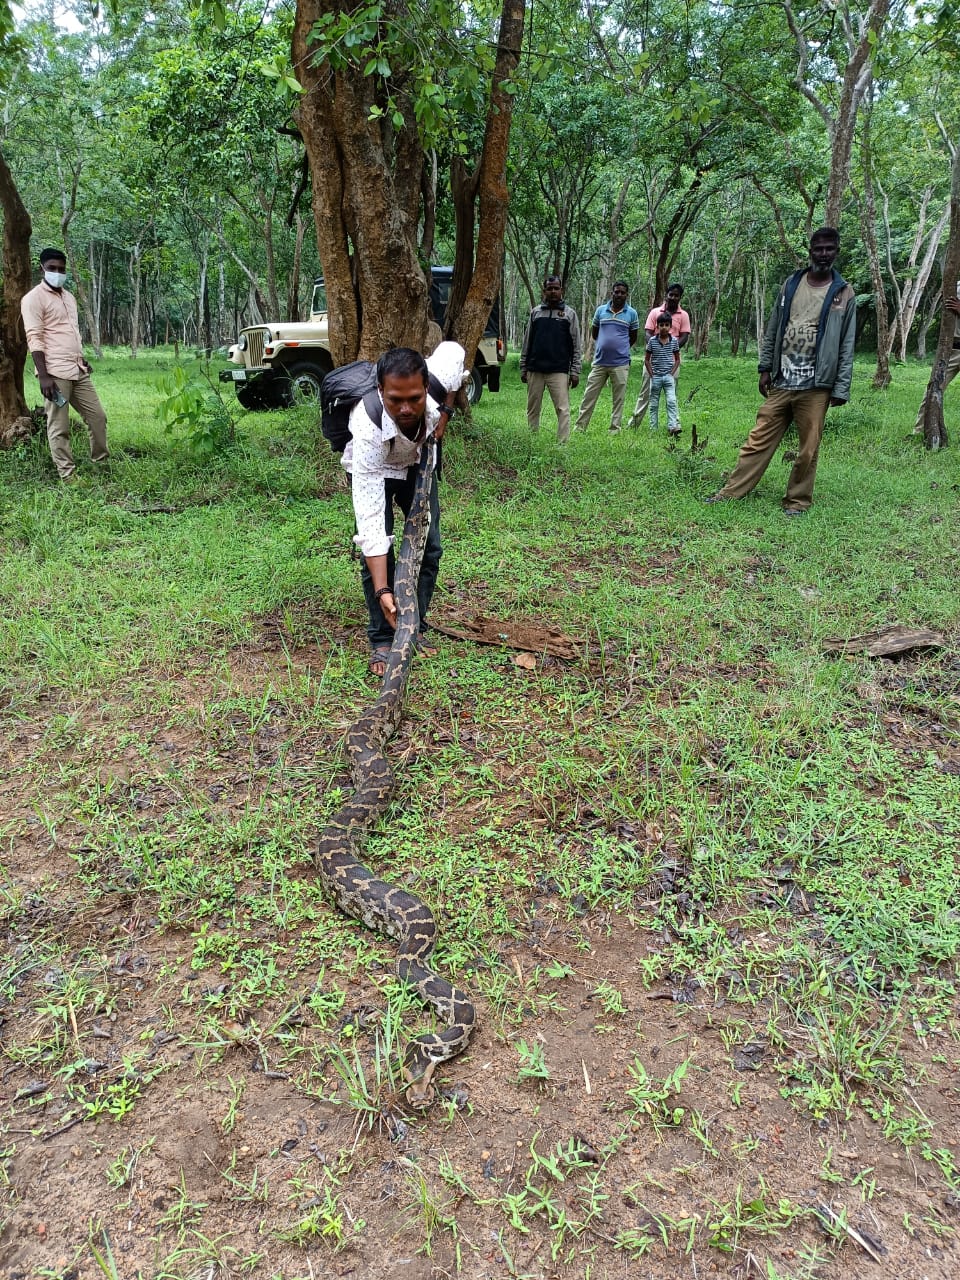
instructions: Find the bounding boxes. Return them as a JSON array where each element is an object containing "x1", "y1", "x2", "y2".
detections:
[{"x1": 1, "y1": 346, "x2": 959, "y2": 1277}]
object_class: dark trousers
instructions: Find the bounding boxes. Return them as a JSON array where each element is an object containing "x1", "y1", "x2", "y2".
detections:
[{"x1": 359, "y1": 469, "x2": 442, "y2": 648}]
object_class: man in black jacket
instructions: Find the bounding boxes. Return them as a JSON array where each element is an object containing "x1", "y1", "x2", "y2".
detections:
[{"x1": 520, "y1": 276, "x2": 582, "y2": 442}]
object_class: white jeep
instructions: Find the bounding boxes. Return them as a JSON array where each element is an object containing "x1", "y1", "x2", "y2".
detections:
[{"x1": 220, "y1": 268, "x2": 505, "y2": 409}]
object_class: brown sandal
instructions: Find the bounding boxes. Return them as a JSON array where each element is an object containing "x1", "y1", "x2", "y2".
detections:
[{"x1": 368, "y1": 647, "x2": 391, "y2": 678}]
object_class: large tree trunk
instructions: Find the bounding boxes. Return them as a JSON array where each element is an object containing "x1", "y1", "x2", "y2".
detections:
[
  {"x1": 920, "y1": 141, "x2": 960, "y2": 451},
  {"x1": 0, "y1": 146, "x2": 36, "y2": 447},
  {"x1": 443, "y1": 0, "x2": 524, "y2": 369},
  {"x1": 293, "y1": 0, "x2": 431, "y2": 363}
]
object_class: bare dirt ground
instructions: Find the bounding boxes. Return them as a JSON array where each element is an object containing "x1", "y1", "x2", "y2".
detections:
[{"x1": 2, "y1": 614, "x2": 959, "y2": 1280}]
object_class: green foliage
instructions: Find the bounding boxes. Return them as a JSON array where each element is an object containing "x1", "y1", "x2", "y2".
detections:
[
  {"x1": 304, "y1": 0, "x2": 497, "y2": 152},
  {"x1": 154, "y1": 365, "x2": 239, "y2": 460}
]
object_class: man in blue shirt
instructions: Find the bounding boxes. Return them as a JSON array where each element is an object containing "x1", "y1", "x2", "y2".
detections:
[{"x1": 574, "y1": 281, "x2": 640, "y2": 434}]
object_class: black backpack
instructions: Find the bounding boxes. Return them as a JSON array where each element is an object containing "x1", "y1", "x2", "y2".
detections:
[
  {"x1": 320, "y1": 361, "x2": 382, "y2": 453},
  {"x1": 320, "y1": 359, "x2": 449, "y2": 453}
]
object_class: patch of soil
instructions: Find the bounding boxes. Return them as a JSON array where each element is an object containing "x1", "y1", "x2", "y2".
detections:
[{"x1": 1, "y1": 634, "x2": 959, "y2": 1279}]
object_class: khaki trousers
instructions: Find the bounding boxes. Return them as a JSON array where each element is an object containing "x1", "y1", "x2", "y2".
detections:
[
  {"x1": 914, "y1": 347, "x2": 960, "y2": 430},
  {"x1": 715, "y1": 387, "x2": 831, "y2": 511},
  {"x1": 575, "y1": 363, "x2": 630, "y2": 433},
  {"x1": 526, "y1": 371, "x2": 572, "y2": 442},
  {"x1": 46, "y1": 374, "x2": 108, "y2": 478}
]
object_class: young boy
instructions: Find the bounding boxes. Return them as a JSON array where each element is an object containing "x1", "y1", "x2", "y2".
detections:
[{"x1": 645, "y1": 312, "x2": 681, "y2": 436}]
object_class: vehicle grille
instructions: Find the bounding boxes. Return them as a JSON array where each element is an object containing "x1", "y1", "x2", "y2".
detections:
[{"x1": 243, "y1": 328, "x2": 266, "y2": 370}]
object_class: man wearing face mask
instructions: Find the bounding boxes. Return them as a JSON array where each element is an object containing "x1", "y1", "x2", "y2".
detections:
[{"x1": 20, "y1": 247, "x2": 108, "y2": 481}]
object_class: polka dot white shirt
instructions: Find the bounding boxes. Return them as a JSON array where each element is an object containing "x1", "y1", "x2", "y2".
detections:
[{"x1": 343, "y1": 396, "x2": 440, "y2": 558}]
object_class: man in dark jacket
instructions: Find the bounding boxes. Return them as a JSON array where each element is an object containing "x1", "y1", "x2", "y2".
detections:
[
  {"x1": 706, "y1": 228, "x2": 856, "y2": 515},
  {"x1": 520, "y1": 276, "x2": 582, "y2": 442}
]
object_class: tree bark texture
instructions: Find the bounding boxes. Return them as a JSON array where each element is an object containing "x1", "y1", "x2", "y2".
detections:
[
  {"x1": 0, "y1": 146, "x2": 35, "y2": 446},
  {"x1": 293, "y1": 0, "x2": 432, "y2": 363},
  {"x1": 920, "y1": 142, "x2": 960, "y2": 451},
  {"x1": 443, "y1": 0, "x2": 524, "y2": 370}
]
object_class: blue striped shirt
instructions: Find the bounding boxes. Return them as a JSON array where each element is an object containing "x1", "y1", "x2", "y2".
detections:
[{"x1": 592, "y1": 301, "x2": 639, "y2": 367}]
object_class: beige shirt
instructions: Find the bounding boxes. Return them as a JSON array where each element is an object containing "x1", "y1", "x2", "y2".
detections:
[
  {"x1": 777, "y1": 275, "x2": 829, "y2": 389},
  {"x1": 21, "y1": 282, "x2": 88, "y2": 379}
]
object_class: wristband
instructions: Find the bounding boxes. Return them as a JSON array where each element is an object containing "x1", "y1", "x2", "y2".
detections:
[
  {"x1": 438, "y1": 403, "x2": 455, "y2": 418},
  {"x1": 375, "y1": 587, "x2": 394, "y2": 602}
]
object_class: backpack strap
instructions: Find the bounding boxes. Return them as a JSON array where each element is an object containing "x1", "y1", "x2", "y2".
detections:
[{"x1": 361, "y1": 387, "x2": 383, "y2": 428}]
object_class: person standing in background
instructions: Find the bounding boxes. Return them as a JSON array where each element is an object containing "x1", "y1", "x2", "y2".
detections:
[
  {"x1": 628, "y1": 283, "x2": 691, "y2": 428},
  {"x1": 20, "y1": 247, "x2": 108, "y2": 482},
  {"x1": 520, "y1": 276, "x2": 582, "y2": 443},
  {"x1": 574, "y1": 281, "x2": 639, "y2": 435}
]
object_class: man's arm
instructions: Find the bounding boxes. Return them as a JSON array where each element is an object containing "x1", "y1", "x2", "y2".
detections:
[
  {"x1": 520, "y1": 311, "x2": 532, "y2": 382},
  {"x1": 758, "y1": 285, "x2": 785, "y2": 396},
  {"x1": 568, "y1": 308, "x2": 582, "y2": 383},
  {"x1": 677, "y1": 308, "x2": 692, "y2": 349},
  {"x1": 29, "y1": 350, "x2": 61, "y2": 401},
  {"x1": 829, "y1": 294, "x2": 857, "y2": 406}
]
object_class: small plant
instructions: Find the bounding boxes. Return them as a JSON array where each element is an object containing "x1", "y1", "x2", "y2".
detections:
[
  {"x1": 105, "y1": 1140, "x2": 154, "y2": 1190},
  {"x1": 515, "y1": 1038, "x2": 550, "y2": 1082},
  {"x1": 323, "y1": 998, "x2": 407, "y2": 1133},
  {"x1": 275, "y1": 1182, "x2": 365, "y2": 1249},
  {"x1": 87, "y1": 1222, "x2": 120, "y2": 1280},
  {"x1": 592, "y1": 978, "x2": 626, "y2": 1016},
  {"x1": 155, "y1": 364, "x2": 239, "y2": 459},
  {"x1": 221, "y1": 1074, "x2": 245, "y2": 1134},
  {"x1": 625, "y1": 1056, "x2": 690, "y2": 1127}
]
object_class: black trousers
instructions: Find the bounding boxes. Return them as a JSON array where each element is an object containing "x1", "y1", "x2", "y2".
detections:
[{"x1": 359, "y1": 468, "x2": 442, "y2": 648}]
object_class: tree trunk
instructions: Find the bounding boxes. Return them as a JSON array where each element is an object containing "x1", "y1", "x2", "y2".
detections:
[
  {"x1": 920, "y1": 141, "x2": 960, "y2": 451},
  {"x1": 784, "y1": 0, "x2": 890, "y2": 229},
  {"x1": 130, "y1": 244, "x2": 143, "y2": 359},
  {"x1": 753, "y1": 259, "x2": 767, "y2": 352},
  {"x1": 286, "y1": 209, "x2": 305, "y2": 323},
  {"x1": 88, "y1": 240, "x2": 105, "y2": 354},
  {"x1": 57, "y1": 158, "x2": 104, "y2": 358},
  {"x1": 442, "y1": 0, "x2": 524, "y2": 370},
  {"x1": 916, "y1": 286, "x2": 940, "y2": 359},
  {"x1": 853, "y1": 84, "x2": 890, "y2": 388},
  {"x1": 597, "y1": 175, "x2": 632, "y2": 304},
  {"x1": 730, "y1": 262, "x2": 750, "y2": 356},
  {"x1": 293, "y1": 0, "x2": 431, "y2": 362},
  {"x1": 216, "y1": 215, "x2": 227, "y2": 347},
  {"x1": 0, "y1": 146, "x2": 35, "y2": 446}
]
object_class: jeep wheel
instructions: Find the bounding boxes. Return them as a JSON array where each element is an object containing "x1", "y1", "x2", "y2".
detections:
[
  {"x1": 465, "y1": 366, "x2": 483, "y2": 405},
  {"x1": 283, "y1": 361, "x2": 329, "y2": 405}
]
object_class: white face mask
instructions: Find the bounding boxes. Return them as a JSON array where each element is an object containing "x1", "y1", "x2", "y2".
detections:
[{"x1": 44, "y1": 270, "x2": 67, "y2": 288}]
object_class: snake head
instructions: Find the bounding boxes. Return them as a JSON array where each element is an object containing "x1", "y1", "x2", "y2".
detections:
[{"x1": 403, "y1": 1051, "x2": 439, "y2": 1109}]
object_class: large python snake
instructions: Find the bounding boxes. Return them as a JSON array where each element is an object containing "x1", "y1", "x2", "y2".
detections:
[{"x1": 315, "y1": 447, "x2": 476, "y2": 1106}]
